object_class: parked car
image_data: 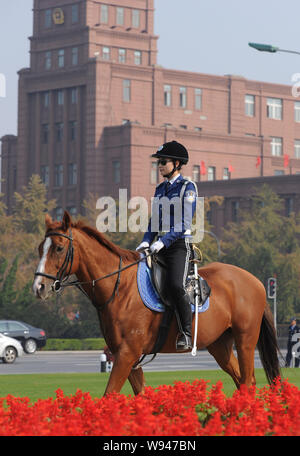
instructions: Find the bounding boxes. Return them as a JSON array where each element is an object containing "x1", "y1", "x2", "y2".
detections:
[
  {"x1": 0, "y1": 320, "x2": 46, "y2": 354},
  {"x1": 0, "y1": 333, "x2": 23, "y2": 363}
]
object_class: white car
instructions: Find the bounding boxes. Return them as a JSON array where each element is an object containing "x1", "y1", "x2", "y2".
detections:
[{"x1": 0, "y1": 333, "x2": 23, "y2": 363}]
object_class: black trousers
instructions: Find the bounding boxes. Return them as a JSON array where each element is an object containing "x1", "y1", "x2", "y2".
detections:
[
  {"x1": 286, "y1": 341, "x2": 300, "y2": 367},
  {"x1": 158, "y1": 238, "x2": 191, "y2": 310}
]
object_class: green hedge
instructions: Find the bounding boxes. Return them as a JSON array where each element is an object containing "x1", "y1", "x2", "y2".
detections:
[{"x1": 43, "y1": 338, "x2": 106, "y2": 351}]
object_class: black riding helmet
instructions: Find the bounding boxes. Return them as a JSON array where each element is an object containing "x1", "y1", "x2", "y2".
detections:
[
  {"x1": 152, "y1": 140, "x2": 189, "y2": 164},
  {"x1": 152, "y1": 141, "x2": 189, "y2": 179}
]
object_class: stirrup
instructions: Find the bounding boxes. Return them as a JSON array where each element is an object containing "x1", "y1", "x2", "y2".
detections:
[{"x1": 176, "y1": 333, "x2": 192, "y2": 351}]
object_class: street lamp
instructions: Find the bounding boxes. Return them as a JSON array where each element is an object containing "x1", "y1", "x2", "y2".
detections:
[{"x1": 248, "y1": 42, "x2": 300, "y2": 56}]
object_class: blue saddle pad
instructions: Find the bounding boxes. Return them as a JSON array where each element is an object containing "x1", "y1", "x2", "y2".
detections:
[{"x1": 137, "y1": 255, "x2": 210, "y2": 313}]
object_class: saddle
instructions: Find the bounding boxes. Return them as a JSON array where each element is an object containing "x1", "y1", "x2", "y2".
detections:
[{"x1": 146, "y1": 246, "x2": 211, "y2": 309}]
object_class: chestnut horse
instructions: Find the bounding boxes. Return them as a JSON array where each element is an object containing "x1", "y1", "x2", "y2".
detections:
[{"x1": 33, "y1": 211, "x2": 281, "y2": 395}]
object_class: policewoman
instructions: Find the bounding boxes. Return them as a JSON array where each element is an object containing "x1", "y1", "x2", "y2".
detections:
[{"x1": 136, "y1": 141, "x2": 197, "y2": 351}]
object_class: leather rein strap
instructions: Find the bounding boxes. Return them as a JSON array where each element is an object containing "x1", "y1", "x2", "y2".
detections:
[{"x1": 34, "y1": 229, "x2": 126, "y2": 307}]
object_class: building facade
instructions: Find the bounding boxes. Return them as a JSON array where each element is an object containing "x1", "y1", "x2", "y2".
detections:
[
  {"x1": 2, "y1": 0, "x2": 300, "y2": 216},
  {"x1": 197, "y1": 174, "x2": 300, "y2": 238}
]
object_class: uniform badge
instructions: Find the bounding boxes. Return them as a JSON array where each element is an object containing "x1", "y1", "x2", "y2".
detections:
[
  {"x1": 185, "y1": 190, "x2": 196, "y2": 202},
  {"x1": 157, "y1": 145, "x2": 164, "y2": 152}
]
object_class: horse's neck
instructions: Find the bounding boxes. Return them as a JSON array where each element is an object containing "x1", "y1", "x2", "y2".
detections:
[{"x1": 75, "y1": 230, "x2": 120, "y2": 300}]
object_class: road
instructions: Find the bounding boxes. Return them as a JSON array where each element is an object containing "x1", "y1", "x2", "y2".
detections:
[{"x1": 0, "y1": 349, "x2": 286, "y2": 375}]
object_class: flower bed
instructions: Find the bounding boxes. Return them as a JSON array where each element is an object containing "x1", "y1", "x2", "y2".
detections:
[{"x1": 0, "y1": 378, "x2": 299, "y2": 436}]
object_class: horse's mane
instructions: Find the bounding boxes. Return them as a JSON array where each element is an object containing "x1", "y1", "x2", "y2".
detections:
[{"x1": 73, "y1": 220, "x2": 140, "y2": 263}]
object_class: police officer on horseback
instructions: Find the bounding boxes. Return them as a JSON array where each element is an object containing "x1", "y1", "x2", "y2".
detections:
[{"x1": 136, "y1": 141, "x2": 197, "y2": 351}]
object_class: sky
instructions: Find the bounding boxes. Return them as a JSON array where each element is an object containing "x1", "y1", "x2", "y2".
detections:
[{"x1": 1, "y1": 0, "x2": 300, "y2": 139}]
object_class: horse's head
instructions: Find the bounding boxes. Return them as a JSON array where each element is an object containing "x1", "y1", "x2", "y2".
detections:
[{"x1": 33, "y1": 210, "x2": 77, "y2": 300}]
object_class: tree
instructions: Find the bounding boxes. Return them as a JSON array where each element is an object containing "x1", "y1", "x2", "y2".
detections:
[
  {"x1": 221, "y1": 184, "x2": 300, "y2": 322},
  {"x1": 13, "y1": 174, "x2": 56, "y2": 235}
]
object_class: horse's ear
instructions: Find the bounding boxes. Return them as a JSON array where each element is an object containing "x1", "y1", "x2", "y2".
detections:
[
  {"x1": 45, "y1": 214, "x2": 53, "y2": 228},
  {"x1": 62, "y1": 210, "x2": 72, "y2": 231}
]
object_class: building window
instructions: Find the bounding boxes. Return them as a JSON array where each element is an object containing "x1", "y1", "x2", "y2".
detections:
[
  {"x1": 41, "y1": 165, "x2": 49, "y2": 186},
  {"x1": 42, "y1": 124, "x2": 49, "y2": 144},
  {"x1": 119, "y1": 48, "x2": 126, "y2": 63},
  {"x1": 101, "y1": 4, "x2": 108, "y2": 23},
  {"x1": 71, "y1": 87, "x2": 78, "y2": 104},
  {"x1": 45, "y1": 51, "x2": 51, "y2": 70},
  {"x1": 134, "y1": 50, "x2": 142, "y2": 65},
  {"x1": 54, "y1": 165, "x2": 64, "y2": 186},
  {"x1": 164, "y1": 85, "x2": 172, "y2": 107},
  {"x1": 45, "y1": 9, "x2": 52, "y2": 28},
  {"x1": 56, "y1": 122, "x2": 64, "y2": 142},
  {"x1": 58, "y1": 49, "x2": 65, "y2": 68},
  {"x1": 179, "y1": 87, "x2": 187, "y2": 108},
  {"x1": 274, "y1": 169, "x2": 284, "y2": 176},
  {"x1": 68, "y1": 163, "x2": 77, "y2": 185},
  {"x1": 71, "y1": 4, "x2": 79, "y2": 23},
  {"x1": 245, "y1": 94, "x2": 255, "y2": 117},
  {"x1": 150, "y1": 162, "x2": 158, "y2": 184},
  {"x1": 55, "y1": 207, "x2": 63, "y2": 221},
  {"x1": 132, "y1": 9, "x2": 140, "y2": 28},
  {"x1": 44, "y1": 92, "x2": 49, "y2": 107},
  {"x1": 68, "y1": 206, "x2": 77, "y2": 217},
  {"x1": 192, "y1": 165, "x2": 200, "y2": 183},
  {"x1": 295, "y1": 139, "x2": 300, "y2": 158},
  {"x1": 116, "y1": 7, "x2": 124, "y2": 25},
  {"x1": 57, "y1": 90, "x2": 64, "y2": 105},
  {"x1": 267, "y1": 97, "x2": 282, "y2": 120},
  {"x1": 223, "y1": 167, "x2": 231, "y2": 180},
  {"x1": 270, "y1": 137, "x2": 283, "y2": 156},
  {"x1": 295, "y1": 101, "x2": 300, "y2": 122},
  {"x1": 123, "y1": 79, "x2": 131, "y2": 102},
  {"x1": 194, "y1": 88, "x2": 202, "y2": 110},
  {"x1": 72, "y1": 47, "x2": 78, "y2": 65},
  {"x1": 112, "y1": 160, "x2": 120, "y2": 184},
  {"x1": 69, "y1": 121, "x2": 77, "y2": 141},
  {"x1": 207, "y1": 166, "x2": 216, "y2": 181},
  {"x1": 285, "y1": 197, "x2": 294, "y2": 217},
  {"x1": 102, "y1": 46, "x2": 110, "y2": 60},
  {"x1": 231, "y1": 201, "x2": 239, "y2": 222}
]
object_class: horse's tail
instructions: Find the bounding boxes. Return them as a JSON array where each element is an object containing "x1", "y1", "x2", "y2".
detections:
[{"x1": 257, "y1": 306, "x2": 282, "y2": 384}]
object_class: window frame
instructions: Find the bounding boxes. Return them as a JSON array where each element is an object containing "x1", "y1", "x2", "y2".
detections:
[
  {"x1": 58, "y1": 49, "x2": 65, "y2": 68},
  {"x1": 245, "y1": 94, "x2": 255, "y2": 117},
  {"x1": 123, "y1": 79, "x2": 131, "y2": 102},
  {"x1": 270, "y1": 136, "x2": 283, "y2": 156},
  {"x1": 194, "y1": 88, "x2": 202, "y2": 111},
  {"x1": 179, "y1": 86, "x2": 187, "y2": 108},
  {"x1": 267, "y1": 97, "x2": 283, "y2": 120}
]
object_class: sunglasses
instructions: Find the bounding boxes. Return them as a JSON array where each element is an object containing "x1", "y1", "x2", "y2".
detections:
[{"x1": 157, "y1": 159, "x2": 172, "y2": 166}]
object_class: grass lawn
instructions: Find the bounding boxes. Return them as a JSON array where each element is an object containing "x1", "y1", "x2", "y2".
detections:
[{"x1": 0, "y1": 368, "x2": 299, "y2": 402}]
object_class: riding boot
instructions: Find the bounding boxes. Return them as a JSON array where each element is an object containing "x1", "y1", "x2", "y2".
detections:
[{"x1": 175, "y1": 294, "x2": 192, "y2": 351}]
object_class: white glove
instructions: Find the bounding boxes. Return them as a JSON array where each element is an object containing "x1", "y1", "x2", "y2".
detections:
[
  {"x1": 150, "y1": 240, "x2": 164, "y2": 253},
  {"x1": 136, "y1": 241, "x2": 149, "y2": 252}
]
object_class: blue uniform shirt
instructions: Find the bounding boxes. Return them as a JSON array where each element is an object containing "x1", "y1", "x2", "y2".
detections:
[{"x1": 143, "y1": 174, "x2": 197, "y2": 249}]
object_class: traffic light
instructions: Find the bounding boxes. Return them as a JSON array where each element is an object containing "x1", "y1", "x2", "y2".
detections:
[{"x1": 267, "y1": 277, "x2": 277, "y2": 299}]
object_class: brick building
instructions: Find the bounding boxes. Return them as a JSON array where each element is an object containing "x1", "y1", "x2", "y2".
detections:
[
  {"x1": 197, "y1": 174, "x2": 300, "y2": 238},
  {"x1": 2, "y1": 0, "x2": 300, "y2": 217}
]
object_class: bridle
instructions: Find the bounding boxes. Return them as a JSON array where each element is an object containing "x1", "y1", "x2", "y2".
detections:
[
  {"x1": 34, "y1": 228, "x2": 153, "y2": 307},
  {"x1": 34, "y1": 229, "x2": 74, "y2": 293}
]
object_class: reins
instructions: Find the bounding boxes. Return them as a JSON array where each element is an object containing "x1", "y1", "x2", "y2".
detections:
[{"x1": 34, "y1": 228, "x2": 154, "y2": 306}]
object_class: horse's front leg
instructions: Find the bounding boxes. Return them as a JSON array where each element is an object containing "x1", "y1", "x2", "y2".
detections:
[{"x1": 104, "y1": 345, "x2": 140, "y2": 395}]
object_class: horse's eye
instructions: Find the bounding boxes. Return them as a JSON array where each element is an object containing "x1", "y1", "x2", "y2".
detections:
[{"x1": 56, "y1": 245, "x2": 64, "y2": 253}]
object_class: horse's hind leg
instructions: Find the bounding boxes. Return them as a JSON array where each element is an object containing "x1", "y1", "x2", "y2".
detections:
[
  {"x1": 206, "y1": 329, "x2": 241, "y2": 388},
  {"x1": 128, "y1": 366, "x2": 146, "y2": 395},
  {"x1": 233, "y1": 329, "x2": 257, "y2": 388}
]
